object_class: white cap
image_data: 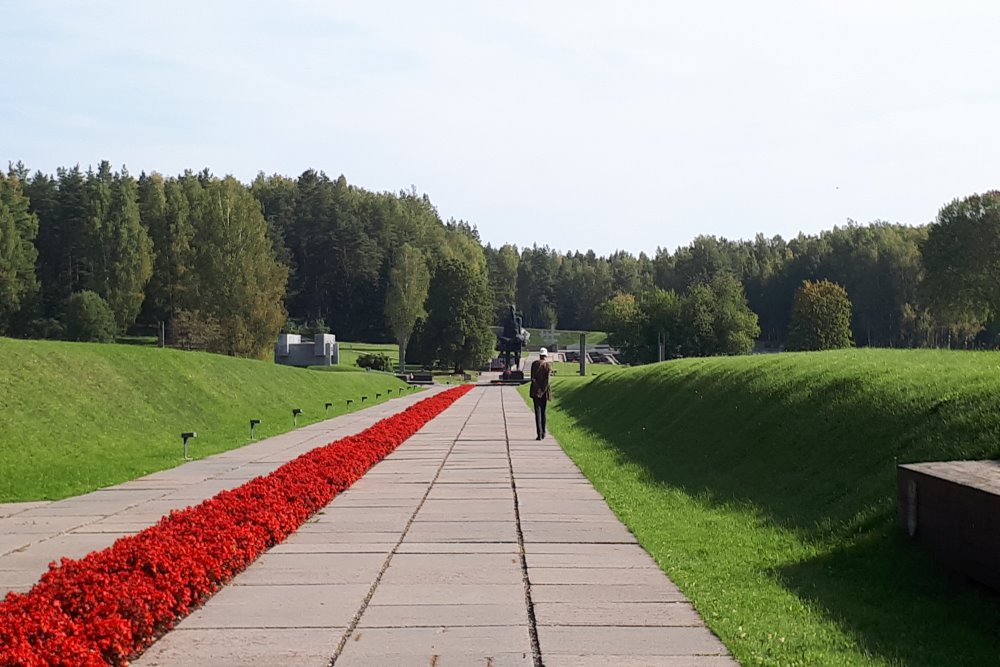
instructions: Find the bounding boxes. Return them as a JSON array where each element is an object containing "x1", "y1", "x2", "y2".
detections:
[{"x1": 539, "y1": 347, "x2": 548, "y2": 357}]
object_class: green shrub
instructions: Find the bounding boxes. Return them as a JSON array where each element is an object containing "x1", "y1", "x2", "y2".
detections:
[
  {"x1": 63, "y1": 291, "x2": 116, "y2": 343},
  {"x1": 356, "y1": 352, "x2": 392, "y2": 372},
  {"x1": 25, "y1": 317, "x2": 65, "y2": 340}
]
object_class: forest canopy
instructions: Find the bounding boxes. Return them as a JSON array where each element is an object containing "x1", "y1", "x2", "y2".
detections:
[{"x1": 2, "y1": 160, "x2": 996, "y2": 363}]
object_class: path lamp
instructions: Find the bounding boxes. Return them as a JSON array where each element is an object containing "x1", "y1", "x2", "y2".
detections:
[
  {"x1": 376, "y1": 393, "x2": 382, "y2": 399},
  {"x1": 361, "y1": 396, "x2": 368, "y2": 403},
  {"x1": 325, "y1": 402, "x2": 333, "y2": 414},
  {"x1": 346, "y1": 399, "x2": 353, "y2": 408},
  {"x1": 292, "y1": 408, "x2": 302, "y2": 426},
  {"x1": 181, "y1": 432, "x2": 197, "y2": 460},
  {"x1": 249, "y1": 419, "x2": 260, "y2": 440}
]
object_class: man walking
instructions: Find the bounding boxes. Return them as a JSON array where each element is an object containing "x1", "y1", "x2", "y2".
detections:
[{"x1": 530, "y1": 347, "x2": 552, "y2": 440}]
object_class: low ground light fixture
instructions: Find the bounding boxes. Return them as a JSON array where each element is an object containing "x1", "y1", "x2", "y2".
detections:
[
  {"x1": 181, "y1": 431, "x2": 197, "y2": 460},
  {"x1": 292, "y1": 408, "x2": 302, "y2": 426},
  {"x1": 249, "y1": 419, "x2": 260, "y2": 440}
]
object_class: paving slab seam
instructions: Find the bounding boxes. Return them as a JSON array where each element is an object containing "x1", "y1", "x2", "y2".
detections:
[
  {"x1": 328, "y1": 388, "x2": 487, "y2": 666},
  {"x1": 502, "y1": 387, "x2": 544, "y2": 667}
]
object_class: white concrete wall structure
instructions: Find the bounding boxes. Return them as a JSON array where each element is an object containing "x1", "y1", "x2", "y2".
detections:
[{"x1": 275, "y1": 332, "x2": 340, "y2": 367}]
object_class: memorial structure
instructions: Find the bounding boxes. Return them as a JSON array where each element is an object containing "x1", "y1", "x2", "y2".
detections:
[{"x1": 274, "y1": 332, "x2": 339, "y2": 367}]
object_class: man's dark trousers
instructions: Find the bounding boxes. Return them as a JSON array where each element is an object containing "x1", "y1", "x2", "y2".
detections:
[{"x1": 533, "y1": 397, "x2": 547, "y2": 439}]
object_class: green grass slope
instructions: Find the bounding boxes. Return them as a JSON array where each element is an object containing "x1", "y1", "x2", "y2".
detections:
[
  {"x1": 0, "y1": 338, "x2": 412, "y2": 501},
  {"x1": 532, "y1": 349, "x2": 1000, "y2": 667}
]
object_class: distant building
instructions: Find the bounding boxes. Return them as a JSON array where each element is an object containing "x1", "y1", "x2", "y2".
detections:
[{"x1": 275, "y1": 333, "x2": 339, "y2": 367}]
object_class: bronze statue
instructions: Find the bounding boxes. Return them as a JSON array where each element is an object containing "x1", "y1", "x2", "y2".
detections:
[{"x1": 496, "y1": 305, "x2": 529, "y2": 374}]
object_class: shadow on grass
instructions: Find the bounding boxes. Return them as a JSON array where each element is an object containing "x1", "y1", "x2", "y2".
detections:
[
  {"x1": 552, "y1": 355, "x2": 1000, "y2": 664},
  {"x1": 773, "y1": 530, "x2": 1000, "y2": 666}
]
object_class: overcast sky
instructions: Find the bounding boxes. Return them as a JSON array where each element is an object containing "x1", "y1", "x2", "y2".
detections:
[{"x1": 3, "y1": 1, "x2": 999, "y2": 256}]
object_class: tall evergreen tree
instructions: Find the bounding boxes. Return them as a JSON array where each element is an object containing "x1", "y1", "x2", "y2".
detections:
[
  {"x1": 139, "y1": 173, "x2": 196, "y2": 333},
  {"x1": 0, "y1": 171, "x2": 39, "y2": 332},
  {"x1": 87, "y1": 166, "x2": 153, "y2": 332},
  {"x1": 31, "y1": 166, "x2": 89, "y2": 313}
]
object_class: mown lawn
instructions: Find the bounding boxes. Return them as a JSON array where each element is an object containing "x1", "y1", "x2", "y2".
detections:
[
  {"x1": 525, "y1": 349, "x2": 1000, "y2": 666},
  {"x1": 336, "y1": 341, "x2": 401, "y2": 369},
  {"x1": 0, "y1": 338, "x2": 413, "y2": 501},
  {"x1": 525, "y1": 327, "x2": 607, "y2": 348}
]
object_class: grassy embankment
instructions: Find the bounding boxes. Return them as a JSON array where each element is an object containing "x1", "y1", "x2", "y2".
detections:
[
  {"x1": 526, "y1": 349, "x2": 1000, "y2": 666},
  {"x1": 0, "y1": 338, "x2": 413, "y2": 501}
]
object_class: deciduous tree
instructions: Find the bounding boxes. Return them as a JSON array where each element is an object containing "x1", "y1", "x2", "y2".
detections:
[
  {"x1": 188, "y1": 176, "x2": 288, "y2": 357},
  {"x1": 420, "y1": 258, "x2": 494, "y2": 373},
  {"x1": 385, "y1": 244, "x2": 430, "y2": 372},
  {"x1": 786, "y1": 279, "x2": 853, "y2": 351},
  {"x1": 921, "y1": 191, "x2": 1000, "y2": 337}
]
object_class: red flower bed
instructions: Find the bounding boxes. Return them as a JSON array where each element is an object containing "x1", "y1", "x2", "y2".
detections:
[{"x1": 0, "y1": 385, "x2": 473, "y2": 667}]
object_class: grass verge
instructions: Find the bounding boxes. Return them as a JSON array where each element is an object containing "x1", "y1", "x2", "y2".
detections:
[
  {"x1": 524, "y1": 349, "x2": 1000, "y2": 666},
  {"x1": 0, "y1": 338, "x2": 414, "y2": 501}
]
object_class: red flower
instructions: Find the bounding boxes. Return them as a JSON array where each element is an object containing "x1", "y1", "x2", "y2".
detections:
[{"x1": 0, "y1": 386, "x2": 473, "y2": 667}]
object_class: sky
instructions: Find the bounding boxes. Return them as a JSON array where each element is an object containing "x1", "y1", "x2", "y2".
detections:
[{"x1": 3, "y1": 1, "x2": 1000, "y2": 257}]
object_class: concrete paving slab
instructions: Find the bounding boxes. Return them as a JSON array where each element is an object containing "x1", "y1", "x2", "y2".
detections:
[
  {"x1": 425, "y1": 487, "x2": 514, "y2": 500},
  {"x1": 379, "y1": 553, "x2": 522, "y2": 585},
  {"x1": 269, "y1": 530, "x2": 399, "y2": 546},
  {"x1": 368, "y1": 583, "x2": 527, "y2": 606},
  {"x1": 534, "y1": 601, "x2": 704, "y2": 626},
  {"x1": 359, "y1": 603, "x2": 528, "y2": 628},
  {"x1": 137, "y1": 628, "x2": 342, "y2": 666},
  {"x1": 335, "y1": 652, "x2": 533, "y2": 667},
  {"x1": 537, "y1": 625, "x2": 729, "y2": 656},
  {"x1": 337, "y1": 626, "x2": 530, "y2": 656},
  {"x1": 0, "y1": 536, "x2": 31, "y2": 556},
  {"x1": 532, "y1": 583, "x2": 688, "y2": 603},
  {"x1": 544, "y1": 657, "x2": 738, "y2": 667},
  {"x1": 0, "y1": 502, "x2": 50, "y2": 518},
  {"x1": 0, "y1": 532, "x2": 130, "y2": 572},
  {"x1": 521, "y1": 520, "x2": 637, "y2": 543},
  {"x1": 403, "y1": 520, "x2": 517, "y2": 543},
  {"x1": 1, "y1": 515, "x2": 104, "y2": 534},
  {"x1": 290, "y1": 526, "x2": 402, "y2": 542},
  {"x1": 268, "y1": 542, "x2": 394, "y2": 555},
  {"x1": 530, "y1": 566, "x2": 672, "y2": 586},
  {"x1": 526, "y1": 550, "x2": 658, "y2": 569},
  {"x1": 395, "y1": 542, "x2": 519, "y2": 554},
  {"x1": 233, "y1": 553, "x2": 385, "y2": 586},
  {"x1": 182, "y1": 583, "x2": 368, "y2": 628}
]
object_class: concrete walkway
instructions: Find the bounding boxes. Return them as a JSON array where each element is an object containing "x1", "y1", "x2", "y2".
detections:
[
  {"x1": 133, "y1": 386, "x2": 736, "y2": 666},
  {"x1": 0, "y1": 386, "x2": 445, "y2": 594}
]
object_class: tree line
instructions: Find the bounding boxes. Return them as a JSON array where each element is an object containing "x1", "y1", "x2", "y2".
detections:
[{"x1": 1, "y1": 160, "x2": 998, "y2": 367}]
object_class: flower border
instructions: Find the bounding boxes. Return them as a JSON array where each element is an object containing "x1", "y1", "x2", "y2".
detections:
[{"x1": 0, "y1": 385, "x2": 473, "y2": 666}]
